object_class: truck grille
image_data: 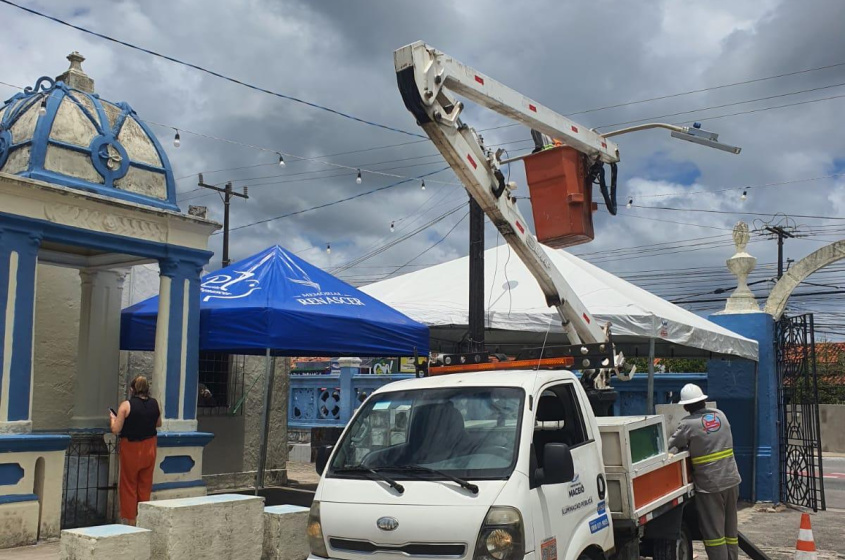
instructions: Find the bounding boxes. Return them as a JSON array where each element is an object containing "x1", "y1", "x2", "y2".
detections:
[{"x1": 329, "y1": 538, "x2": 467, "y2": 557}]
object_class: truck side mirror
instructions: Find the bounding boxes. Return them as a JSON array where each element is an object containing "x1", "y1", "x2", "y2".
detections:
[
  {"x1": 315, "y1": 446, "x2": 333, "y2": 476},
  {"x1": 538, "y1": 443, "x2": 575, "y2": 486}
]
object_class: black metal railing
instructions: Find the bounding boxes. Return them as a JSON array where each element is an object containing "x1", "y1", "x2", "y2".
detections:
[
  {"x1": 61, "y1": 433, "x2": 119, "y2": 529},
  {"x1": 776, "y1": 313, "x2": 826, "y2": 511},
  {"x1": 198, "y1": 352, "x2": 245, "y2": 416}
]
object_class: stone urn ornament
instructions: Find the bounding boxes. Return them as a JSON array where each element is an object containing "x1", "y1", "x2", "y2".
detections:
[{"x1": 724, "y1": 221, "x2": 761, "y2": 312}]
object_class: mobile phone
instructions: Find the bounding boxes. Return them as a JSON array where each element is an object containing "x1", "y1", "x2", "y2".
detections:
[{"x1": 108, "y1": 407, "x2": 117, "y2": 416}]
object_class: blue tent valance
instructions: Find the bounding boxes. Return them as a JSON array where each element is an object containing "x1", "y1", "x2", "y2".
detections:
[{"x1": 120, "y1": 245, "x2": 429, "y2": 357}]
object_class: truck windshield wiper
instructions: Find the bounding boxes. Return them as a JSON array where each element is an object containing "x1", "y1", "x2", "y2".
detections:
[
  {"x1": 389, "y1": 465, "x2": 479, "y2": 494},
  {"x1": 333, "y1": 467, "x2": 405, "y2": 494}
]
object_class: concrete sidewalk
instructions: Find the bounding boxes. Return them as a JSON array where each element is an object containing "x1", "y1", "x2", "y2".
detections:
[
  {"x1": 4, "y1": 501, "x2": 843, "y2": 560},
  {"x1": 1, "y1": 540, "x2": 60, "y2": 559},
  {"x1": 735, "y1": 504, "x2": 843, "y2": 559}
]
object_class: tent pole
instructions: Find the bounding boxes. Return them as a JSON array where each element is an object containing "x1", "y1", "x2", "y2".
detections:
[
  {"x1": 256, "y1": 348, "x2": 275, "y2": 494},
  {"x1": 647, "y1": 337, "x2": 655, "y2": 415}
]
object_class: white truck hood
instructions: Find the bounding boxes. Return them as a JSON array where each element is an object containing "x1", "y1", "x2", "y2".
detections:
[{"x1": 318, "y1": 477, "x2": 510, "y2": 560}]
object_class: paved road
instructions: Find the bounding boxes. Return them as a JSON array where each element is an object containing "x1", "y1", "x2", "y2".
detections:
[{"x1": 821, "y1": 454, "x2": 845, "y2": 509}]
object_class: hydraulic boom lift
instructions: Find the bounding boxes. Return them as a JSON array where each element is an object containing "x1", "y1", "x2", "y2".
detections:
[{"x1": 394, "y1": 42, "x2": 740, "y2": 407}]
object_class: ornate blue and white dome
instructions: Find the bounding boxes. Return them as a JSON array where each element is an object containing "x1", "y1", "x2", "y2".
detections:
[{"x1": 0, "y1": 52, "x2": 178, "y2": 211}]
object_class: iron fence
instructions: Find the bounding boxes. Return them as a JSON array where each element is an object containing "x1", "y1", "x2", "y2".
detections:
[
  {"x1": 776, "y1": 313, "x2": 826, "y2": 511},
  {"x1": 198, "y1": 352, "x2": 245, "y2": 416},
  {"x1": 61, "y1": 433, "x2": 119, "y2": 529}
]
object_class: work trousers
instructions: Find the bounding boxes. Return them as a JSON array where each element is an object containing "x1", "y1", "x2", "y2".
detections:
[
  {"x1": 119, "y1": 436, "x2": 157, "y2": 521},
  {"x1": 696, "y1": 485, "x2": 739, "y2": 560}
]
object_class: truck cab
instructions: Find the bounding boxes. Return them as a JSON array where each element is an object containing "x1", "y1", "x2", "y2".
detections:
[{"x1": 307, "y1": 370, "x2": 693, "y2": 560}]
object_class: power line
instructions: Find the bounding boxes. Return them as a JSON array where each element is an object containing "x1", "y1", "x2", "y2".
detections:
[
  {"x1": 223, "y1": 167, "x2": 450, "y2": 234},
  {"x1": 331, "y1": 203, "x2": 468, "y2": 273},
  {"x1": 671, "y1": 92, "x2": 845, "y2": 125},
  {"x1": 630, "y1": 204, "x2": 845, "y2": 221},
  {"x1": 375, "y1": 210, "x2": 471, "y2": 281},
  {"x1": 592, "y1": 81, "x2": 845, "y2": 130},
  {"x1": 634, "y1": 173, "x2": 845, "y2": 199},
  {"x1": 146, "y1": 121, "x2": 459, "y2": 189},
  {"x1": 0, "y1": 0, "x2": 424, "y2": 139}
]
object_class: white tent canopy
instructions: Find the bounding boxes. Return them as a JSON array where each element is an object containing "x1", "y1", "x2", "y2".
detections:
[{"x1": 361, "y1": 243, "x2": 758, "y2": 361}]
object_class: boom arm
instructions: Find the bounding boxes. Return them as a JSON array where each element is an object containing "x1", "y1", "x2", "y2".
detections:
[{"x1": 394, "y1": 41, "x2": 615, "y2": 350}]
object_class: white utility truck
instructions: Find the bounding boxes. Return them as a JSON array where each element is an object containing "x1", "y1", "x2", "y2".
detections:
[
  {"x1": 308, "y1": 370, "x2": 696, "y2": 560},
  {"x1": 307, "y1": 42, "x2": 740, "y2": 560}
]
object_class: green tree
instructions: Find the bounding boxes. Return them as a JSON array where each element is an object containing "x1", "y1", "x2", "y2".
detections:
[{"x1": 627, "y1": 357, "x2": 707, "y2": 373}]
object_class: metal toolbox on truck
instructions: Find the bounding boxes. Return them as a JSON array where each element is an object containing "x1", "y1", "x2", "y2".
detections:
[{"x1": 596, "y1": 415, "x2": 694, "y2": 524}]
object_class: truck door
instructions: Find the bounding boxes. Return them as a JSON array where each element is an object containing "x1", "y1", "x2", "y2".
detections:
[{"x1": 530, "y1": 382, "x2": 610, "y2": 560}]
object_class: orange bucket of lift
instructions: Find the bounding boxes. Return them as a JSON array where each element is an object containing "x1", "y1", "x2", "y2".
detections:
[{"x1": 523, "y1": 146, "x2": 596, "y2": 249}]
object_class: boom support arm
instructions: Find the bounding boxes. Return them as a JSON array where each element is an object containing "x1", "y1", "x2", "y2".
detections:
[{"x1": 394, "y1": 41, "x2": 614, "y2": 349}]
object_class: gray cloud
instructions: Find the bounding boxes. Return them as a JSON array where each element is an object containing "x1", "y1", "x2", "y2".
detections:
[{"x1": 2, "y1": 0, "x2": 844, "y2": 330}]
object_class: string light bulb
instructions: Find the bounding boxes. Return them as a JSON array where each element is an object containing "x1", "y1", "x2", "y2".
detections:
[
  {"x1": 626, "y1": 197, "x2": 633, "y2": 209},
  {"x1": 173, "y1": 130, "x2": 181, "y2": 148},
  {"x1": 741, "y1": 190, "x2": 747, "y2": 201},
  {"x1": 421, "y1": 179, "x2": 426, "y2": 191},
  {"x1": 326, "y1": 243, "x2": 331, "y2": 254},
  {"x1": 38, "y1": 97, "x2": 47, "y2": 116},
  {"x1": 356, "y1": 169, "x2": 362, "y2": 184},
  {"x1": 278, "y1": 153, "x2": 285, "y2": 167},
  {"x1": 390, "y1": 221, "x2": 395, "y2": 232}
]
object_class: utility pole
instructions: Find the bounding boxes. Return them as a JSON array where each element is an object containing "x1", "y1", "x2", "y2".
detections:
[
  {"x1": 468, "y1": 196, "x2": 485, "y2": 352},
  {"x1": 197, "y1": 174, "x2": 249, "y2": 267},
  {"x1": 764, "y1": 225, "x2": 795, "y2": 279}
]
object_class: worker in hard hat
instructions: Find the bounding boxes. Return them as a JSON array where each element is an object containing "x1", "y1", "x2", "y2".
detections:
[{"x1": 669, "y1": 384, "x2": 741, "y2": 560}]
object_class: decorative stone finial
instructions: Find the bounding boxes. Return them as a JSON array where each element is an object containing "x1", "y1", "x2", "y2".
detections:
[
  {"x1": 55, "y1": 51, "x2": 95, "y2": 93},
  {"x1": 722, "y1": 221, "x2": 760, "y2": 313},
  {"x1": 733, "y1": 221, "x2": 750, "y2": 253}
]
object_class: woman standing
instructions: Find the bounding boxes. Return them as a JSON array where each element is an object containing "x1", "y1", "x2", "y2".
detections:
[{"x1": 110, "y1": 375, "x2": 161, "y2": 525}]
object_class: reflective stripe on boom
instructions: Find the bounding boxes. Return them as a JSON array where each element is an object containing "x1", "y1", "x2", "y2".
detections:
[{"x1": 691, "y1": 448, "x2": 734, "y2": 466}]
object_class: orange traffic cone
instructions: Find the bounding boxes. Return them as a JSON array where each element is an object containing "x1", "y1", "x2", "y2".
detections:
[{"x1": 795, "y1": 513, "x2": 817, "y2": 560}]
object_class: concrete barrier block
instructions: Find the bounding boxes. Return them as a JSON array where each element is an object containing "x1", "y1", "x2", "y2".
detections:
[
  {"x1": 263, "y1": 505, "x2": 309, "y2": 560},
  {"x1": 138, "y1": 493, "x2": 264, "y2": 560},
  {"x1": 60, "y1": 524, "x2": 151, "y2": 560},
  {"x1": 0, "y1": 500, "x2": 39, "y2": 549}
]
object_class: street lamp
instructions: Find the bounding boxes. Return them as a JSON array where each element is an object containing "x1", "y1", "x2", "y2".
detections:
[{"x1": 602, "y1": 122, "x2": 741, "y2": 154}]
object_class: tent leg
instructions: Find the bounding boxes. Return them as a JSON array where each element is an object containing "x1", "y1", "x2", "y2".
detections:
[
  {"x1": 256, "y1": 348, "x2": 275, "y2": 494},
  {"x1": 647, "y1": 337, "x2": 655, "y2": 415}
]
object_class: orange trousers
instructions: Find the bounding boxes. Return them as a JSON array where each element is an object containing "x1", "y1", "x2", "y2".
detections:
[{"x1": 119, "y1": 437, "x2": 157, "y2": 521}]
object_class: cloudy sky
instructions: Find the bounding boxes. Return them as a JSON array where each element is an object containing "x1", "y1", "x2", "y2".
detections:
[{"x1": 2, "y1": 0, "x2": 845, "y2": 336}]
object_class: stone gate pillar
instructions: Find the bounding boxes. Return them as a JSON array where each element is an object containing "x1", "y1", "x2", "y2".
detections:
[
  {"x1": 707, "y1": 222, "x2": 779, "y2": 503},
  {"x1": 72, "y1": 268, "x2": 128, "y2": 429},
  {"x1": 0, "y1": 226, "x2": 42, "y2": 434},
  {"x1": 149, "y1": 255, "x2": 212, "y2": 500}
]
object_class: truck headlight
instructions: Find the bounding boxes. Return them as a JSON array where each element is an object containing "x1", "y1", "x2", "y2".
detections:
[
  {"x1": 474, "y1": 507, "x2": 524, "y2": 560},
  {"x1": 307, "y1": 501, "x2": 329, "y2": 558}
]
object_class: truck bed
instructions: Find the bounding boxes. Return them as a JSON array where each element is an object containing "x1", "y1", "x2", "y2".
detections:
[{"x1": 596, "y1": 415, "x2": 695, "y2": 524}]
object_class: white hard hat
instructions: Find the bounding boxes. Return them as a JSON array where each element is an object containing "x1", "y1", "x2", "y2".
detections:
[{"x1": 678, "y1": 383, "x2": 707, "y2": 406}]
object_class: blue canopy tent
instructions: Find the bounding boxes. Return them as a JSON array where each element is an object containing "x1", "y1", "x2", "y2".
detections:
[
  {"x1": 120, "y1": 245, "x2": 430, "y2": 357},
  {"x1": 121, "y1": 245, "x2": 428, "y2": 491}
]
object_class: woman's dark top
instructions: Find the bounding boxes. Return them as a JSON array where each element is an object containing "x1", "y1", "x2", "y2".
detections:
[{"x1": 121, "y1": 396, "x2": 160, "y2": 441}]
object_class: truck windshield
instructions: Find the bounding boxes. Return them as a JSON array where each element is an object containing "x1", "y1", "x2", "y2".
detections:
[{"x1": 329, "y1": 386, "x2": 524, "y2": 480}]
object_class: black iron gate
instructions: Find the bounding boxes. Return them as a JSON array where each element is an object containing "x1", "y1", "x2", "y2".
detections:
[
  {"x1": 61, "y1": 433, "x2": 119, "y2": 528},
  {"x1": 776, "y1": 313, "x2": 826, "y2": 511}
]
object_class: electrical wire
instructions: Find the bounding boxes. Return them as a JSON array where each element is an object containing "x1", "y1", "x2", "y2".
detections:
[
  {"x1": 222, "y1": 167, "x2": 450, "y2": 234},
  {"x1": 630, "y1": 204, "x2": 845, "y2": 221},
  {"x1": 387, "y1": 210, "x2": 471, "y2": 276},
  {"x1": 331, "y1": 202, "x2": 467, "y2": 273},
  {"x1": 0, "y1": 0, "x2": 425, "y2": 138},
  {"x1": 634, "y1": 173, "x2": 845, "y2": 199},
  {"x1": 592, "y1": 81, "x2": 845, "y2": 130}
]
